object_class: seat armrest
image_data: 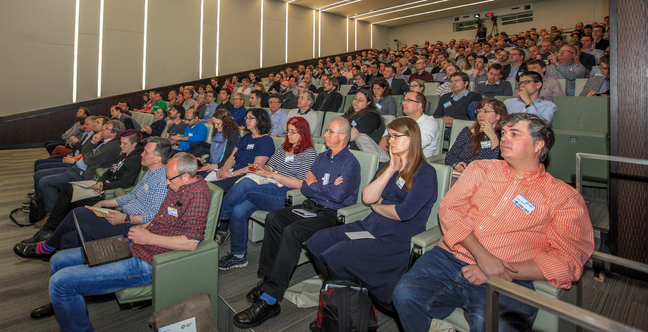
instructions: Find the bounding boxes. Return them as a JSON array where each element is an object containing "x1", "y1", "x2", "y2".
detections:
[
  {"x1": 411, "y1": 226, "x2": 443, "y2": 252},
  {"x1": 336, "y1": 203, "x2": 372, "y2": 224},
  {"x1": 152, "y1": 240, "x2": 219, "y2": 266},
  {"x1": 427, "y1": 154, "x2": 446, "y2": 164},
  {"x1": 286, "y1": 189, "x2": 306, "y2": 206}
]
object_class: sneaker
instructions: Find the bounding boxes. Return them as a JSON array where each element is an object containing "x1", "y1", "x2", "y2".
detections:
[
  {"x1": 215, "y1": 229, "x2": 230, "y2": 246},
  {"x1": 219, "y1": 253, "x2": 248, "y2": 270}
]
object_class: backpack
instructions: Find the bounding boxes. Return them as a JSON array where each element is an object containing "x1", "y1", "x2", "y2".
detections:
[{"x1": 310, "y1": 279, "x2": 378, "y2": 332}]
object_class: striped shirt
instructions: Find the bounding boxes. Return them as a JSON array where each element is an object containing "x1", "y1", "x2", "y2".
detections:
[
  {"x1": 267, "y1": 147, "x2": 317, "y2": 181},
  {"x1": 115, "y1": 166, "x2": 168, "y2": 223},
  {"x1": 438, "y1": 160, "x2": 594, "y2": 289}
]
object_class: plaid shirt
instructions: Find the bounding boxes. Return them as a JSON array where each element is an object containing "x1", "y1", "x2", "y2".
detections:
[
  {"x1": 131, "y1": 177, "x2": 210, "y2": 264},
  {"x1": 115, "y1": 166, "x2": 167, "y2": 223}
]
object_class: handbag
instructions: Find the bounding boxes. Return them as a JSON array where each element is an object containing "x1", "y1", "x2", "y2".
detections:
[{"x1": 148, "y1": 292, "x2": 217, "y2": 332}]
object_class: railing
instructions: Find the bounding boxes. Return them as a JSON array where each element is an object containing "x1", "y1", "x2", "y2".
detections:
[{"x1": 575, "y1": 152, "x2": 648, "y2": 193}]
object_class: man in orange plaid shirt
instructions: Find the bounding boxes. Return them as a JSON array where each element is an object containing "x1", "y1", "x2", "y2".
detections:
[{"x1": 394, "y1": 113, "x2": 594, "y2": 332}]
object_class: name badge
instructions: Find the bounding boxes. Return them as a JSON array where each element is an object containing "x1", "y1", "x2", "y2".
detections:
[
  {"x1": 144, "y1": 183, "x2": 149, "y2": 192},
  {"x1": 188, "y1": 133, "x2": 193, "y2": 137},
  {"x1": 480, "y1": 141, "x2": 491, "y2": 149},
  {"x1": 443, "y1": 101, "x2": 452, "y2": 108},
  {"x1": 376, "y1": 103, "x2": 383, "y2": 110},
  {"x1": 351, "y1": 120, "x2": 358, "y2": 127},
  {"x1": 167, "y1": 207, "x2": 178, "y2": 217},
  {"x1": 512, "y1": 194, "x2": 536, "y2": 214},
  {"x1": 247, "y1": 144, "x2": 255, "y2": 150},
  {"x1": 285, "y1": 155, "x2": 295, "y2": 163},
  {"x1": 396, "y1": 177, "x2": 405, "y2": 189},
  {"x1": 322, "y1": 173, "x2": 330, "y2": 185}
]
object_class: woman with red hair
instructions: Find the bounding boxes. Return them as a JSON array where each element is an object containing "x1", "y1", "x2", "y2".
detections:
[{"x1": 218, "y1": 117, "x2": 318, "y2": 270}]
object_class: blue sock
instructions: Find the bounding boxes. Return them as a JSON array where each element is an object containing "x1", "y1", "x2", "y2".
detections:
[{"x1": 260, "y1": 292, "x2": 277, "y2": 305}]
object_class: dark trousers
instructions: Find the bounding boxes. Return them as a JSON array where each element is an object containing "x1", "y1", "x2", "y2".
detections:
[
  {"x1": 45, "y1": 139, "x2": 66, "y2": 155},
  {"x1": 45, "y1": 207, "x2": 132, "y2": 250},
  {"x1": 43, "y1": 185, "x2": 103, "y2": 232},
  {"x1": 258, "y1": 199, "x2": 338, "y2": 301}
]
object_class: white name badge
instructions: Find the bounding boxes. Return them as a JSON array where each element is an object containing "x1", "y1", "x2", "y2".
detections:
[
  {"x1": 376, "y1": 103, "x2": 383, "y2": 110},
  {"x1": 480, "y1": 141, "x2": 491, "y2": 149},
  {"x1": 512, "y1": 194, "x2": 536, "y2": 214},
  {"x1": 351, "y1": 120, "x2": 358, "y2": 127},
  {"x1": 443, "y1": 101, "x2": 452, "y2": 108},
  {"x1": 322, "y1": 173, "x2": 330, "y2": 185},
  {"x1": 396, "y1": 177, "x2": 405, "y2": 189},
  {"x1": 247, "y1": 144, "x2": 255, "y2": 150},
  {"x1": 285, "y1": 155, "x2": 295, "y2": 163},
  {"x1": 188, "y1": 133, "x2": 193, "y2": 137},
  {"x1": 167, "y1": 207, "x2": 178, "y2": 217},
  {"x1": 144, "y1": 183, "x2": 149, "y2": 192}
]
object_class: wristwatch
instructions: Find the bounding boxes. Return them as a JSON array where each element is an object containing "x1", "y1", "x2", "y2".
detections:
[{"x1": 124, "y1": 214, "x2": 131, "y2": 224}]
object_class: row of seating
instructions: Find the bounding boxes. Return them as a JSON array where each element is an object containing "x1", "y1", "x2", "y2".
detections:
[{"x1": 130, "y1": 112, "x2": 154, "y2": 128}]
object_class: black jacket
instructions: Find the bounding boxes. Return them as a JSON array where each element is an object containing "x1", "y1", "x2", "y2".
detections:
[{"x1": 98, "y1": 145, "x2": 144, "y2": 190}]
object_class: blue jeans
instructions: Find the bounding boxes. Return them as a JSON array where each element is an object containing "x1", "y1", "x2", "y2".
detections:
[
  {"x1": 49, "y1": 248, "x2": 152, "y2": 332},
  {"x1": 33, "y1": 167, "x2": 70, "y2": 198},
  {"x1": 39, "y1": 167, "x2": 85, "y2": 214},
  {"x1": 34, "y1": 156, "x2": 66, "y2": 172},
  {"x1": 220, "y1": 178, "x2": 290, "y2": 255},
  {"x1": 393, "y1": 247, "x2": 538, "y2": 332}
]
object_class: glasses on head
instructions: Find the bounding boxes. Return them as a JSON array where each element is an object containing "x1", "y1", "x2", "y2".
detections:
[
  {"x1": 517, "y1": 80, "x2": 534, "y2": 86},
  {"x1": 245, "y1": 116, "x2": 256, "y2": 120},
  {"x1": 166, "y1": 173, "x2": 185, "y2": 181},
  {"x1": 386, "y1": 133, "x2": 409, "y2": 140},
  {"x1": 403, "y1": 98, "x2": 421, "y2": 103},
  {"x1": 324, "y1": 129, "x2": 343, "y2": 135},
  {"x1": 287, "y1": 130, "x2": 299, "y2": 135}
]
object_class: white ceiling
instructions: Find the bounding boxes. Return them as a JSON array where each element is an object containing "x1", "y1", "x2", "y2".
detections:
[{"x1": 278, "y1": 0, "x2": 536, "y2": 27}]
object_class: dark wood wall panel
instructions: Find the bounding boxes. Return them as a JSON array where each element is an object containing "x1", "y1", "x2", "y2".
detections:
[
  {"x1": 610, "y1": 0, "x2": 648, "y2": 263},
  {"x1": 0, "y1": 49, "x2": 370, "y2": 150}
]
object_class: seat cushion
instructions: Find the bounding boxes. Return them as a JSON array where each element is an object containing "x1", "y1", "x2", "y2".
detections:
[{"x1": 115, "y1": 285, "x2": 152, "y2": 304}]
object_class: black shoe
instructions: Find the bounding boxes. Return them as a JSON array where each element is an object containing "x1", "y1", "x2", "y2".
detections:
[
  {"x1": 246, "y1": 277, "x2": 268, "y2": 304},
  {"x1": 31, "y1": 303, "x2": 55, "y2": 319},
  {"x1": 233, "y1": 299, "x2": 281, "y2": 329},
  {"x1": 309, "y1": 319, "x2": 319, "y2": 331},
  {"x1": 21, "y1": 228, "x2": 54, "y2": 244},
  {"x1": 13, "y1": 242, "x2": 55, "y2": 261}
]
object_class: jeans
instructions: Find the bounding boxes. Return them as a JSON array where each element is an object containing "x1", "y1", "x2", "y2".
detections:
[
  {"x1": 219, "y1": 178, "x2": 290, "y2": 255},
  {"x1": 46, "y1": 206, "x2": 132, "y2": 249},
  {"x1": 39, "y1": 167, "x2": 85, "y2": 214},
  {"x1": 49, "y1": 248, "x2": 152, "y2": 332},
  {"x1": 393, "y1": 247, "x2": 538, "y2": 332},
  {"x1": 34, "y1": 155, "x2": 66, "y2": 172},
  {"x1": 33, "y1": 167, "x2": 70, "y2": 198}
]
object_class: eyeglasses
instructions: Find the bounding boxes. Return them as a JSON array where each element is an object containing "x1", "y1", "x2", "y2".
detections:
[
  {"x1": 324, "y1": 129, "x2": 343, "y2": 135},
  {"x1": 234, "y1": 98, "x2": 243, "y2": 101},
  {"x1": 558, "y1": 50, "x2": 575, "y2": 54},
  {"x1": 166, "y1": 173, "x2": 185, "y2": 181},
  {"x1": 410, "y1": 84, "x2": 421, "y2": 88},
  {"x1": 287, "y1": 130, "x2": 299, "y2": 135},
  {"x1": 475, "y1": 110, "x2": 494, "y2": 115},
  {"x1": 386, "y1": 133, "x2": 409, "y2": 140},
  {"x1": 403, "y1": 98, "x2": 421, "y2": 103},
  {"x1": 184, "y1": 116, "x2": 197, "y2": 121},
  {"x1": 517, "y1": 80, "x2": 534, "y2": 86},
  {"x1": 268, "y1": 100, "x2": 281, "y2": 104},
  {"x1": 245, "y1": 116, "x2": 256, "y2": 120}
]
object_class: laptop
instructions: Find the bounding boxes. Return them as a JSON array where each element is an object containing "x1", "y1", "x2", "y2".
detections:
[{"x1": 74, "y1": 210, "x2": 132, "y2": 267}]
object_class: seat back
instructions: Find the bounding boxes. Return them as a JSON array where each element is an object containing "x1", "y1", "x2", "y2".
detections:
[
  {"x1": 424, "y1": 82, "x2": 440, "y2": 93},
  {"x1": 574, "y1": 78, "x2": 588, "y2": 96},
  {"x1": 261, "y1": 78, "x2": 269, "y2": 86},
  {"x1": 556, "y1": 78, "x2": 567, "y2": 93},
  {"x1": 433, "y1": 118, "x2": 446, "y2": 156},
  {"x1": 339, "y1": 85, "x2": 352, "y2": 95},
  {"x1": 468, "y1": 81, "x2": 475, "y2": 91},
  {"x1": 314, "y1": 111, "x2": 325, "y2": 136},
  {"x1": 321, "y1": 112, "x2": 343, "y2": 136},
  {"x1": 341, "y1": 95, "x2": 354, "y2": 113},
  {"x1": 393, "y1": 95, "x2": 404, "y2": 117},
  {"x1": 314, "y1": 143, "x2": 327, "y2": 153},
  {"x1": 552, "y1": 96, "x2": 609, "y2": 133},
  {"x1": 272, "y1": 136, "x2": 285, "y2": 149},
  {"x1": 493, "y1": 95, "x2": 512, "y2": 103},
  {"x1": 449, "y1": 120, "x2": 474, "y2": 149},
  {"x1": 545, "y1": 129, "x2": 609, "y2": 187},
  {"x1": 383, "y1": 114, "x2": 395, "y2": 125},
  {"x1": 204, "y1": 124, "x2": 214, "y2": 144},
  {"x1": 426, "y1": 164, "x2": 452, "y2": 230},
  {"x1": 349, "y1": 149, "x2": 380, "y2": 204},
  {"x1": 204, "y1": 182, "x2": 224, "y2": 240},
  {"x1": 139, "y1": 113, "x2": 154, "y2": 128},
  {"x1": 424, "y1": 95, "x2": 440, "y2": 117},
  {"x1": 243, "y1": 94, "x2": 250, "y2": 107},
  {"x1": 131, "y1": 112, "x2": 143, "y2": 124}
]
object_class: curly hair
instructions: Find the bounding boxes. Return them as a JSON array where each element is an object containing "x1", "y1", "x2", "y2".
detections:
[
  {"x1": 468, "y1": 98, "x2": 508, "y2": 155},
  {"x1": 282, "y1": 117, "x2": 314, "y2": 154},
  {"x1": 212, "y1": 109, "x2": 239, "y2": 139}
]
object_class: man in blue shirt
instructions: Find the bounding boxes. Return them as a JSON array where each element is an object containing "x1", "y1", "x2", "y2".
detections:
[
  {"x1": 504, "y1": 71, "x2": 558, "y2": 124},
  {"x1": 230, "y1": 93, "x2": 247, "y2": 128},
  {"x1": 171, "y1": 109, "x2": 207, "y2": 151},
  {"x1": 201, "y1": 90, "x2": 219, "y2": 123},
  {"x1": 232, "y1": 117, "x2": 362, "y2": 329},
  {"x1": 268, "y1": 94, "x2": 287, "y2": 135},
  {"x1": 434, "y1": 72, "x2": 483, "y2": 140}
]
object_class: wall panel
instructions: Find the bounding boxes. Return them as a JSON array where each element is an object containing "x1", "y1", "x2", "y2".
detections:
[
  {"x1": 287, "y1": 5, "x2": 314, "y2": 62},
  {"x1": 76, "y1": 0, "x2": 100, "y2": 103},
  {"x1": 263, "y1": 0, "x2": 286, "y2": 68},
  {"x1": 320, "y1": 12, "x2": 346, "y2": 56},
  {"x1": 202, "y1": 0, "x2": 219, "y2": 79},
  {"x1": 357, "y1": 21, "x2": 371, "y2": 50},
  {"x1": 219, "y1": 0, "x2": 261, "y2": 75}
]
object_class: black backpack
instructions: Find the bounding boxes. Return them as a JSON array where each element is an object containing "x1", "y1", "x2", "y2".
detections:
[{"x1": 310, "y1": 279, "x2": 378, "y2": 332}]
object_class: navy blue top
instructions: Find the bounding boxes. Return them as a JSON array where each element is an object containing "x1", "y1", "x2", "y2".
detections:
[
  {"x1": 233, "y1": 134, "x2": 275, "y2": 170},
  {"x1": 230, "y1": 106, "x2": 247, "y2": 127},
  {"x1": 300, "y1": 147, "x2": 361, "y2": 210},
  {"x1": 445, "y1": 126, "x2": 501, "y2": 167}
]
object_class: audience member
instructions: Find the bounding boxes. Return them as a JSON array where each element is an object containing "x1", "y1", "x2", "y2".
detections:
[
  {"x1": 408, "y1": 59, "x2": 434, "y2": 83},
  {"x1": 592, "y1": 25, "x2": 609, "y2": 51},
  {"x1": 161, "y1": 105, "x2": 187, "y2": 139},
  {"x1": 435, "y1": 65, "x2": 460, "y2": 95},
  {"x1": 287, "y1": 91, "x2": 319, "y2": 135},
  {"x1": 546, "y1": 45, "x2": 587, "y2": 96},
  {"x1": 475, "y1": 64, "x2": 514, "y2": 98},
  {"x1": 141, "y1": 109, "x2": 168, "y2": 138},
  {"x1": 313, "y1": 77, "x2": 343, "y2": 113},
  {"x1": 580, "y1": 55, "x2": 610, "y2": 96},
  {"x1": 434, "y1": 72, "x2": 483, "y2": 140},
  {"x1": 370, "y1": 77, "x2": 397, "y2": 117},
  {"x1": 516, "y1": 60, "x2": 565, "y2": 102},
  {"x1": 196, "y1": 109, "x2": 242, "y2": 172},
  {"x1": 342, "y1": 89, "x2": 385, "y2": 150},
  {"x1": 581, "y1": 35, "x2": 604, "y2": 63},
  {"x1": 171, "y1": 109, "x2": 207, "y2": 151},
  {"x1": 217, "y1": 88, "x2": 234, "y2": 112},
  {"x1": 505, "y1": 71, "x2": 557, "y2": 124},
  {"x1": 182, "y1": 88, "x2": 196, "y2": 111},
  {"x1": 230, "y1": 93, "x2": 248, "y2": 128},
  {"x1": 110, "y1": 105, "x2": 141, "y2": 131}
]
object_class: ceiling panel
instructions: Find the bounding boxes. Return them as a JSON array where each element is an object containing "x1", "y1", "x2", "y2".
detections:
[{"x1": 278, "y1": 0, "x2": 535, "y2": 27}]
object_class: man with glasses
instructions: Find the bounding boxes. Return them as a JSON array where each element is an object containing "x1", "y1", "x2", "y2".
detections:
[
  {"x1": 580, "y1": 55, "x2": 610, "y2": 97},
  {"x1": 503, "y1": 48, "x2": 527, "y2": 81},
  {"x1": 434, "y1": 72, "x2": 483, "y2": 140},
  {"x1": 313, "y1": 77, "x2": 343, "y2": 114},
  {"x1": 408, "y1": 59, "x2": 434, "y2": 83},
  {"x1": 267, "y1": 94, "x2": 287, "y2": 135},
  {"x1": 230, "y1": 92, "x2": 247, "y2": 127},
  {"x1": 505, "y1": 71, "x2": 557, "y2": 124},
  {"x1": 592, "y1": 25, "x2": 609, "y2": 51},
  {"x1": 356, "y1": 91, "x2": 439, "y2": 162},
  {"x1": 475, "y1": 64, "x2": 513, "y2": 98},
  {"x1": 162, "y1": 105, "x2": 187, "y2": 139},
  {"x1": 171, "y1": 109, "x2": 207, "y2": 151},
  {"x1": 233, "y1": 118, "x2": 361, "y2": 328},
  {"x1": 580, "y1": 36, "x2": 604, "y2": 64},
  {"x1": 287, "y1": 91, "x2": 319, "y2": 135},
  {"x1": 545, "y1": 45, "x2": 587, "y2": 96},
  {"x1": 516, "y1": 60, "x2": 565, "y2": 102}
]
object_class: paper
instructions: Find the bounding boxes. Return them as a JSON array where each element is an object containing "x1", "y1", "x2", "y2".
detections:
[
  {"x1": 158, "y1": 317, "x2": 197, "y2": 332},
  {"x1": 204, "y1": 170, "x2": 222, "y2": 182},
  {"x1": 345, "y1": 231, "x2": 375, "y2": 240},
  {"x1": 84, "y1": 206, "x2": 113, "y2": 218},
  {"x1": 71, "y1": 183, "x2": 101, "y2": 202},
  {"x1": 70, "y1": 180, "x2": 97, "y2": 189}
]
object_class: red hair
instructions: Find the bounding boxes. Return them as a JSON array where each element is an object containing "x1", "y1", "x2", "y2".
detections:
[{"x1": 283, "y1": 117, "x2": 314, "y2": 154}]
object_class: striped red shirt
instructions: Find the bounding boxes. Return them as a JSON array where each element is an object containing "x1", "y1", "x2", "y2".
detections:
[{"x1": 438, "y1": 160, "x2": 594, "y2": 289}]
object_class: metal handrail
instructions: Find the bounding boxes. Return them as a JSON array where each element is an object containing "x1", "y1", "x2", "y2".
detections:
[
  {"x1": 592, "y1": 251, "x2": 648, "y2": 274},
  {"x1": 485, "y1": 276, "x2": 642, "y2": 332},
  {"x1": 575, "y1": 152, "x2": 648, "y2": 192}
]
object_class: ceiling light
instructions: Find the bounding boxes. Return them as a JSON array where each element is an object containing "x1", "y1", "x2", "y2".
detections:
[
  {"x1": 316, "y1": 0, "x2": 361, "y2": 12},
  {"x1": 373, "y1": 0, "x2": 495, "y2": 24},
  {"x1": 354, "y1": 0, "x2": 450, "y2": 20},
  {"x1": 350, "y1": 0, "x2": 428, "y2": 18}
]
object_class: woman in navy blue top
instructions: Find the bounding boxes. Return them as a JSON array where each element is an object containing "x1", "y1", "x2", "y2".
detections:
[
  {"x1": 444, "y1": 98, "x2": 507, "y2": 173},
  {"x1": 306, "y1": 117, "x2": 438, "y2": 310}
]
